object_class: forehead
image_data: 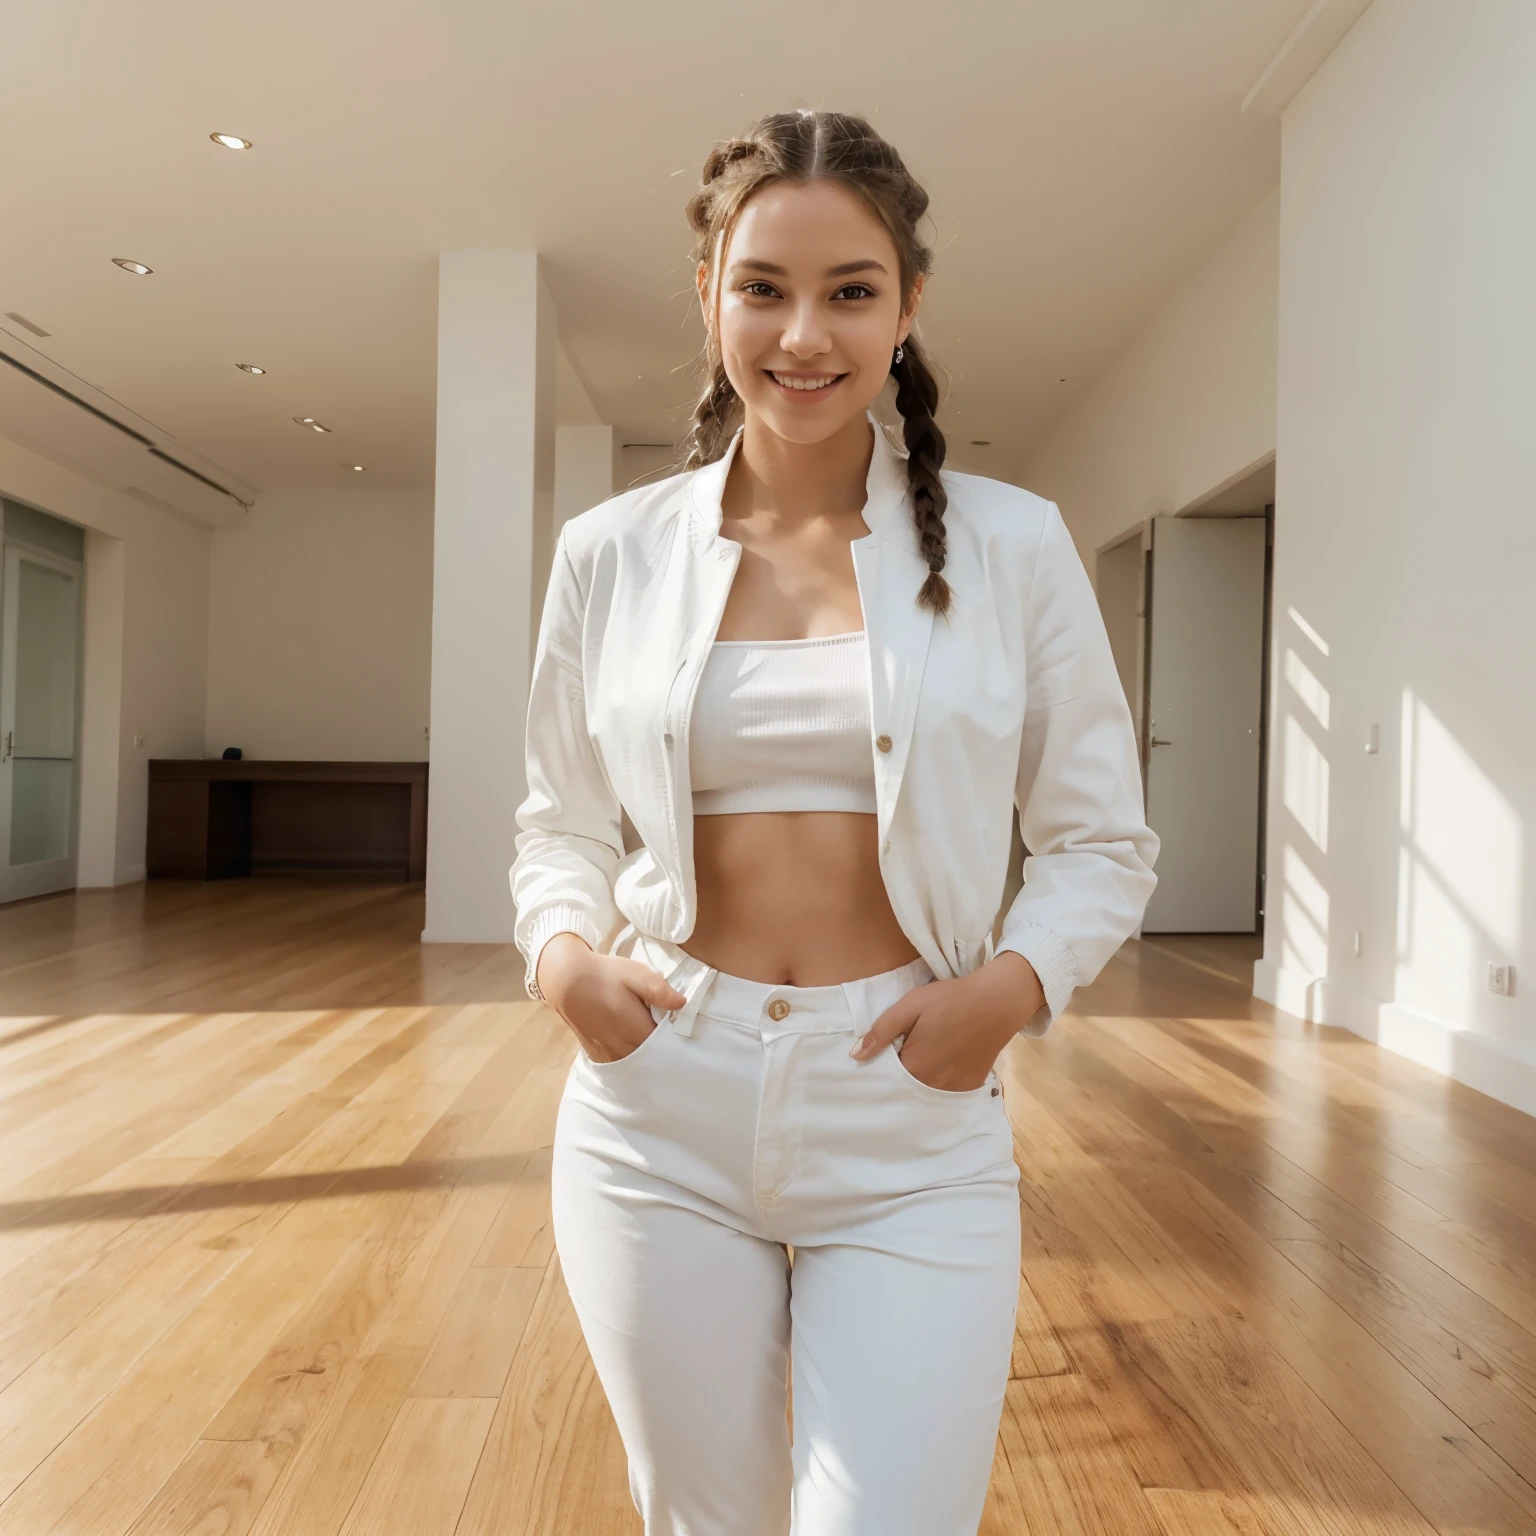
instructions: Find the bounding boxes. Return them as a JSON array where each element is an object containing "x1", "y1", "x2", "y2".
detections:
[{"x1": 723, "y1": 179, "x2": 897, "y2": 266}]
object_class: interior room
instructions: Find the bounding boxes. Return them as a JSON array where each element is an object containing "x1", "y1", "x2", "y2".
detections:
[{"x1": 1, "y1": 2, "x2": 1532, "y2": 1531}]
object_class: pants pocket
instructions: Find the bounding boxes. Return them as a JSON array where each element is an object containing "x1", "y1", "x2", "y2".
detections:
[
  {"x1": 882, "y1": 1037, "x2": 996, "y2": 1106},
  {"x1": 579, "y1": 1010, "x2": 671, "y2": 1075}
]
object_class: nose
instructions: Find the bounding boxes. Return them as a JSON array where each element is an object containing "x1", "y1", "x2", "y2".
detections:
[{"x1": 780, "y1": 298, "x2": 832, "y2": 360}]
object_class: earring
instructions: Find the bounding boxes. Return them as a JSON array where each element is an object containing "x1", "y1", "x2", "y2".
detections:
[{"x1": 893, "y1": 344, "x2": 904, "y2": 367}]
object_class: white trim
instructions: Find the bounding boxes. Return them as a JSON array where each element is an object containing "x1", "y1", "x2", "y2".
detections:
[
  {"x1": 1254, "y1": 960, "x2": 1536, "y2": 1119},
  {"x1": 1242, "y1": 0, "x2": 1376, "y2": 117}
]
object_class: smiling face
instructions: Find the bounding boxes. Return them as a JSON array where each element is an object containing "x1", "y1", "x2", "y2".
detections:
[{"x1": 698, "y1": 178, "x2": 923, "y2": 448}]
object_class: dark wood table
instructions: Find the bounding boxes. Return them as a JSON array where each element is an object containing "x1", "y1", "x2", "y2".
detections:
[{"x1": 147, "y1": 760, "x2": 428, "y2": 882}]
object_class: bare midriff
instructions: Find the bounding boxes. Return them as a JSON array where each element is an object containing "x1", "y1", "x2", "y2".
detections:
[{"x1": 682, "y1": 810, "x2": 920, "y2": 986}]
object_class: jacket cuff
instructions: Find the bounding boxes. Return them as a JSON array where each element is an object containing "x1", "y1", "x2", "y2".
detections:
[
  {"x1": 995, "y1": 920, "x2": 1078, "y2": 1036},
  {"x1": 522, "y1": 905, "x2": 604, "y2": 1001}
]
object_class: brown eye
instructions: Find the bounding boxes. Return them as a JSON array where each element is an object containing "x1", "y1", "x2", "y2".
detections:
[{"x1": 833, "y1": 283, "x2": 876, "y2": 301}]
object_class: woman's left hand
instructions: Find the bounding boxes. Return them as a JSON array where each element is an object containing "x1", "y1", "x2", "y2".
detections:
[{"x1": 849, "y1": 951, "x2": 1045, "y2": 1091}]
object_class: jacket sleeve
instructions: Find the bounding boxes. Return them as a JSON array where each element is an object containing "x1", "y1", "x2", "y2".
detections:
[
  {"x1": 995, "y1": 502, "x2": 1159, "y2": 1034},
  {"x1": 509, "y1": 526, "x2": 624, "y2": 997}
]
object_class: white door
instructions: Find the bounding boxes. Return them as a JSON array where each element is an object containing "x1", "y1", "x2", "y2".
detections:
[
  {"x1": 0, "y1": 543, "x2": 81, "y2": 903},
  {"x1": 1141, "y1": 515, "x2": 1266, "y2": 933}
]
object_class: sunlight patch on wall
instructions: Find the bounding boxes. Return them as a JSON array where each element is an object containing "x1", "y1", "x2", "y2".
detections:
[
  {"x1": 1394, "y1": 689, "x2": 1523, "y2": 1035},
  {"x1": 1400, "y1": 690, "x2": 1521, "y2": 951},
  {"x1": 1281, "y1": 842, "x2": 1330, "y2": 977},
  {"x1": 1286, "y1": 605, "x2": 1330, "y2": 657},
  {"x1": 1283, "y1": 647, "x2": 1329, "y2": 730},
  {"x1": 1283, "y1": 715, "x2": 1330, "y2": 854}
]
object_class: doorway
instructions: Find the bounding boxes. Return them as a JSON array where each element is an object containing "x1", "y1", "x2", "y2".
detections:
[
  {"x1": 0, "y1": 499, "x2": 85, "y2": 904},
  {"x1": 1095, "y1": 462, "x2": 1274, "y2": 937}
]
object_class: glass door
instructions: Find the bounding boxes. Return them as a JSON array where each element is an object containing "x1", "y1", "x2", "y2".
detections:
[{"x1": 0, "y1": 541, "x2": 82, "y2": 903}]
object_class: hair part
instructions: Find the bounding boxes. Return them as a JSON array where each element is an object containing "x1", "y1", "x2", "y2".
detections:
[{"x1": 682, "y1": 110, "x2": 951, "y2": 615}]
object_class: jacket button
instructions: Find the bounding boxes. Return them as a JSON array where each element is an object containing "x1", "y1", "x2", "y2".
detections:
[
  {"x1": 767, "y1": 999, "x2": 790, "y2": 1021},
  {"x1": 663, "y1": 732, "x2": 675, "y2": 750},
  {"x1": 875, "y1": 734, "x2": 893, "y2": 753}
]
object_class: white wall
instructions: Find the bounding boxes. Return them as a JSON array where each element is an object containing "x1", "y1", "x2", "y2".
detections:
[
  {"x1": 1256, "y1": 0, "x2": 1536, "y2": 1114},
  {"x1": 555, "y1": 425, "x2": 616, "y2": 543},
  {"x1": 205, "y1": 489, "x2": 433, "y2": 761},
  {"x1": 1023, "y1": 188, "x2": 1280, "y2": 557},
  {"x1": 0, "y1": 434, "x2": 210, "y2": 884}
]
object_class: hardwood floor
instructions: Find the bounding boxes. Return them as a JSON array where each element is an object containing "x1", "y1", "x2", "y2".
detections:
[{"x1": 1, "y1": 880, "x2": 1533, "y2": 1534}]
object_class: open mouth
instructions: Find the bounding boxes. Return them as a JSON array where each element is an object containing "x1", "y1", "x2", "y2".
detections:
[{"x1": 766, "y1": 370, "x2": 847, "y2": 396}]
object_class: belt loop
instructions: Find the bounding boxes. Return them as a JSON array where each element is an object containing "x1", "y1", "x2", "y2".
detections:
[
  {"x1": 839, "y1": 977, "x2": 873, "y2": 1039},
  {"x1": 664, "y1": 957, "x2": 716, "y2": 1038}
]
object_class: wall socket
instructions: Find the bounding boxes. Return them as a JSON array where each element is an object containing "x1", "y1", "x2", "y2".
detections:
[{"x1": 1488, "y1": 963, "x2": 1515, "y2": 996}]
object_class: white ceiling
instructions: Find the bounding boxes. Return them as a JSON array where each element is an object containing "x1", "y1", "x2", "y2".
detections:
[{"x1": 0, "y1": 0, "x2": 1313, "y2": 498}]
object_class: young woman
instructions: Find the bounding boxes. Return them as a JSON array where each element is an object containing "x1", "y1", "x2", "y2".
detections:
[{"x1": 512, "y1": 110, "x2": 1157, "y2": 1536}]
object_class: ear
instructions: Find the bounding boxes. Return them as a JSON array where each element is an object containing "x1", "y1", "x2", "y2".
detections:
[{"x1": 897, "y1": 273, "x2": 926, "y2": 346}]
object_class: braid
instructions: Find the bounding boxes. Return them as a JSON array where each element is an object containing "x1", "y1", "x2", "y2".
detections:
[
  {"x1": 682, "y1": 357, "x2": 738, "y2": 472},
  {"x1": 892, "y1": 339, "x2": 951, "y2": 615}
]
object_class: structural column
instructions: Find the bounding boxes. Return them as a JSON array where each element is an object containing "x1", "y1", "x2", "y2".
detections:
[
  {"x1": 554, "y1": 424, "x2": 616, "y2": 542},
  {"x1": 424, "y1": 252, "x2": 555, "y2": 942}
]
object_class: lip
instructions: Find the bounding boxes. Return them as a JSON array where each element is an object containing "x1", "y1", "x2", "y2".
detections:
[{"x1": 765, "y1": 369, "x2": 847, "y2": 400}]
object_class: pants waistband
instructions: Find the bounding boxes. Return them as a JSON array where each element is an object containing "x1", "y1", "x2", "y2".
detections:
[{"x1": 614, "y1": 927, "x2": 935, "y2": 1040}]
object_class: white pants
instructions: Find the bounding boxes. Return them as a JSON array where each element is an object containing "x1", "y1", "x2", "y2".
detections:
[{"x1": 551, "y1": 952, "x2": 1022, "y2": 1535}]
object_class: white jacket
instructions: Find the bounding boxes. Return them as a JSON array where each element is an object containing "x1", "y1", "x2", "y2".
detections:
[{"x1": 511, "y1": 415, "x2": 1157, "y2": 1035}]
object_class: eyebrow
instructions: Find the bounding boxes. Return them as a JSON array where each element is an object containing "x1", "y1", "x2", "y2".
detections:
[{"x1": 731, "y1": 258, "x2": 889, "y2": 278}]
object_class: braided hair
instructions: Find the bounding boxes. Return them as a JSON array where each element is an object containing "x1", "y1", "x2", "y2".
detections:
[{"x1": 682, "y1": 111, "x2": 952, "y2": 615}]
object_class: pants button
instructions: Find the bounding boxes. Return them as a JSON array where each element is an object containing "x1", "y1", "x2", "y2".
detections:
[{"x1": 767, "y1": 999, "x2": 790, "y2": 1021}]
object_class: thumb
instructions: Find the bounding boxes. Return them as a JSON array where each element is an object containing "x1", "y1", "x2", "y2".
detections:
[
  {"x1": 849, "y1": 990, "x2": 922, "y2": 1060},
  {"x1": 624, "y1": 962, "x2": 688, "y2": 1014}
]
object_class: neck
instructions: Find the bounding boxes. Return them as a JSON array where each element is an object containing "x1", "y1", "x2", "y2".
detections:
[{"x1": 725, "y1": 412, "x2": 875, "y2": 525}]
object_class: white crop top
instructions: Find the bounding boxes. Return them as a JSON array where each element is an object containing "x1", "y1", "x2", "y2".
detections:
[{"x1": 689, "y1": 631, "x2": 878, "y2": 815}]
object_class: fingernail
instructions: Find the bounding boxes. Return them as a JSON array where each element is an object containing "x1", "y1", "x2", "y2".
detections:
[{"x1": 849, "y1": 1031, "x2": 872, "y2": 1058}]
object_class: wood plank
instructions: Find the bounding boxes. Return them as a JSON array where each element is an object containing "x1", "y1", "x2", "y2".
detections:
[
  {"x1": 336, "y1": 1396, "x2": 495, "y2": 1536},
  {"x1": 1126, "y1": 1316, "x2": 1439, "y2": 1536},
  {"x1": 124, "y1": 1438, "x2": 284, "y2": 1536},
  {"x1": 981, "y1": 1373, "x2": 1163, "y2": 1536},
  {"x1": 410, "y1": 1266, "x2": 543, "y2": 1400},
  {"x1": 455, "y1": 1258, "x2": 638, "y2": 1536}
]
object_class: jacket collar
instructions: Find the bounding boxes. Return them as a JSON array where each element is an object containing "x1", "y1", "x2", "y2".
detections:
[{"x1": 684, "y1": 410, "x2": 917, "y2": 554}]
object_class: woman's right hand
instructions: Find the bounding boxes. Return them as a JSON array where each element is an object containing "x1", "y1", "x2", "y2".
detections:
[{"x1": 534, "y1": 933, "x2": 688, "y2": 1064}]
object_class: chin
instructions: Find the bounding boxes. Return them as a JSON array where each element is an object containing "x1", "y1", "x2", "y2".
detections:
[{"x1": 747, "y1": 389, "x2": 878, "y2": 448}]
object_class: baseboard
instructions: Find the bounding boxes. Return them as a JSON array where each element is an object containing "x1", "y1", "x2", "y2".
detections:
[
  {"x1": 419, "y1": 926, "x2": 517, "y2": 945},
  {"x1": 1254, "y1": 960, "x2": 1536, "y2": 1118}
]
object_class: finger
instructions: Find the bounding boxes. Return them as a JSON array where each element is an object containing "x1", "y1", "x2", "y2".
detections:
[
  {"x1": 849, "y1": 991, "x2": 924, "y2": 1059},
  {"x1": 626, "y1": 963, "x2": 688, "y2": 1013}
]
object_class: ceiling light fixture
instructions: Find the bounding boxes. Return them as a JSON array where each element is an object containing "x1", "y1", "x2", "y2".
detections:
[
  {"x1": 112, "y1": 258, "x2": 153, "y2": 275},
  {"x1": 349, "y1": 464, "x2": 366, "y2": 472},
  {"x1": 235, "y1": 362, "x2": 265, "y2": 375},
  {"x1": 210, "y1": 133, "x2": 252, "y2": 150},
  {"x1": 293, "y1": 416, "x2": 332, "y2": 433}
]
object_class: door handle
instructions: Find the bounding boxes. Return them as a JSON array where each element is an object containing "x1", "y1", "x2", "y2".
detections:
[{"x1": 1150, "y1": 738, "x2": 1174, "y2": 747}]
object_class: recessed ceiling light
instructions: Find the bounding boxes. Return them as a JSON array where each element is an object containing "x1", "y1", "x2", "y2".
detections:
[
  {"x1": 293, "y1": 416, "x2": 332, "y2": 433},
  {"x1": 211, "y1": 133, "x2": 252, "y2": 150},
  {"x1": 235, "y1": 362, "x2": 265, "y2": 375},
  {"x1": 112, "y1": 258, "x2": 153, "y2": 275},
  {"x1": 349, "y1": 464, "x2": 366, "y2": 472},
  {"x1": 970, "y1": 440, "x2": 991, "y2": 447},
  {"x1": 4, "y1": 312, "x2": 51, "y2": 338}
]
